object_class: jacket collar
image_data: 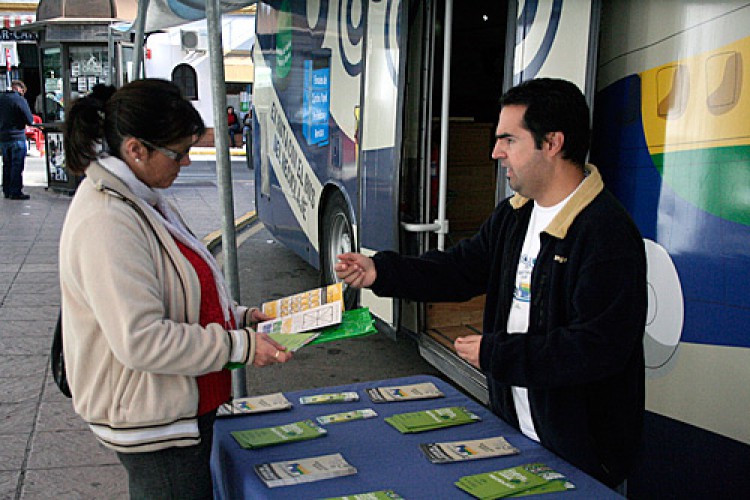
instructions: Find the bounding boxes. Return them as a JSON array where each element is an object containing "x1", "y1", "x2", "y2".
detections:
[
  {"x1": 509, "y1": 163, "x2": 604, "y2": 239},
  {"x1": 86, "y1": 160, "x2": 136, "y2": 200}
]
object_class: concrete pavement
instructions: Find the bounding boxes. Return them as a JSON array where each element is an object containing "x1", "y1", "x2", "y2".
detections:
[{"x1": 0, "y1": 151, "x2": 254, "y2": 499}]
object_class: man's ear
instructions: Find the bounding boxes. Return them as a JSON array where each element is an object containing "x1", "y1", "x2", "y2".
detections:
[{"x1": 544, "y1": 131, "x2": 564, "y2": 157}]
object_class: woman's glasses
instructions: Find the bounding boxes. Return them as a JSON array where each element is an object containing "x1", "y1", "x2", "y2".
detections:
[{"x1": 138, "y1": 138, "x2": 190, "y2": 163}]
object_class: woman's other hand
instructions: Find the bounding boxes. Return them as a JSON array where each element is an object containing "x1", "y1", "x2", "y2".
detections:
[{"x1": 253, "y1": 333, "x2": 293, "y2": 367}]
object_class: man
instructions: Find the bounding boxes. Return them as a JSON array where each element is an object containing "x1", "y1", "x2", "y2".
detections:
[
  {"x1": 1, "y1": 80, "x2": 34, "y2": 199},
  {"x1": 336, "y1": 78, "x2": 646, "y2": 489}
]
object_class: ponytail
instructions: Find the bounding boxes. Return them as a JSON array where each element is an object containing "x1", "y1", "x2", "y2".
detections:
[{"x1": 64, "y1": 84, "x2": 116, "y2": 174}]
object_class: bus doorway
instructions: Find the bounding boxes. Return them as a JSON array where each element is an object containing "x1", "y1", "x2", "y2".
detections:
[{"x1": 399, "y1": 0, "x2": 507, "y2": 401}]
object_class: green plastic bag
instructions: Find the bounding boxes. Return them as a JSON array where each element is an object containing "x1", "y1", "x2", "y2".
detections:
[{"x1": 310, "y1": 307, "x2": 377, "y2": 345}]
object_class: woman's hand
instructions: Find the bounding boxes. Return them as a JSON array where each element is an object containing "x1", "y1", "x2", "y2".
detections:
[
  {"x1": 253, "y1": 333, "x2": 292, "y2": 367},
  {"x1": 244, "y1": 307, "x2": 273, "y2": 329}
]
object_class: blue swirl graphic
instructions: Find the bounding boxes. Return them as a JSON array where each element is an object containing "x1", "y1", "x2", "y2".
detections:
[
  {"x1": 514, "y1": 0, "x2": 562, "y2": 81},
  {"x1": 338, "y1": 0, "x2": 364, "y2": 76},
  {"x1": 383, "y1": 0, "x2": 401, "y2": 87}
]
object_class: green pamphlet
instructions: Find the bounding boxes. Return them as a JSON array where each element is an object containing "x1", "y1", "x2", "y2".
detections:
[
  {"x1": 231, "y1": 419, "x2": 327, "y2": 449},
  {"x1": 455, "y1": 465, "x2": 547, "y2": 499},
  {"x1": 385, "y1": 406, "x2": 480, "y2": 433},
  {"x1": 267, "y1": 332, "x2": 320, "y2": 352},
  {"x1": 455, "y1": 463, "x2": 576, "y2": 499},
  {"x1": 507, "y1": 464, "x2": 576, "y2": 497}
]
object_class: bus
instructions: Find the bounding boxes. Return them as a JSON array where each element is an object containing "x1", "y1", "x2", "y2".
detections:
[{"x1": 251, "y1": 0, "x2": 750, "y2": 495}]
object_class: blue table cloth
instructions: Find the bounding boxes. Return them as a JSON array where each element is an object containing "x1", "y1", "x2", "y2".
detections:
[{"x1": 211, "y1": 375, "x2": 622, "y2": 499}]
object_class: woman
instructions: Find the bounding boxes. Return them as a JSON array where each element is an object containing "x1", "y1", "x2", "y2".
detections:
[
  {"x1": 227, "y1": 105, "x2": 241, "y2": 147},
  {"x1": 60, "y1": 79, "x2": 292, "y2": 499}
]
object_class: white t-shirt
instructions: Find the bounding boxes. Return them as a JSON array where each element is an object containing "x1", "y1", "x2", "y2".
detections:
[{"x1": 507, "y1": 191, "x2": 577, "y2": 441}]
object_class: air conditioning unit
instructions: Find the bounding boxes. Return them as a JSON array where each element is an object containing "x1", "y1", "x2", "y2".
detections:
[{"x1": 181, "y1": 30, "x2": 208, "y2": 51}]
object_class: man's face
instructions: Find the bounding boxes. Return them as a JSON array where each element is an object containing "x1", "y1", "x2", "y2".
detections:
[{"x1": 491, "y1": 104, "x2": 553, "y2": 200}]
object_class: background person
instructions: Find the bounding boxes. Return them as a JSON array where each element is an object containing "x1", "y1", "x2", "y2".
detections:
[
  {"x1": 61, "y1": 79, "x2": 292, "y2": 499},
  {"x1": 1, "y1": 79, "x2": 34, "y2": 199},
  {"x1": 336, "y1": 78, "x2": 647, "y2": 489},
  {"x1": 227, "y1": 105, "x2": 241, "y2": 148},
  {"x1": 242, "y1": 110, "x2": 252, "y2": 144},
  {"x1": 35, "y1": 91, "x2": 63, "y2": 122}
]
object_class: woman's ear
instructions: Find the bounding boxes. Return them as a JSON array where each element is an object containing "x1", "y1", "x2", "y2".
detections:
[{"x1": 122, "y1": 137, "x2": 145, "y2": 164}]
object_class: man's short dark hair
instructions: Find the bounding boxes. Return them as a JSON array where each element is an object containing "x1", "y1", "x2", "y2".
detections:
[
  {"x1": 500, "y1": 78, "x2": 590, "y2": 166},
  {"x1": 11, "y1": 80, "x2": 26, "y2": 93}
]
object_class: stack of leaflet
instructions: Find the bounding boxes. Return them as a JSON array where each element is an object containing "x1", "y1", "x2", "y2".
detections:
[
  {"x1": 299, "y1": 391, "x2": 360, "y2": 405},
  {"x1": 419, "y1": 436, "x2": 519, "y2": 464},
  {"x1": 231, "y1": 419, "x2": 327, "y2": 449},
  {"x1": 322, "y1": 490, "x2": 404, "y2": 500},
  {"x1": 254, "y1": 453, "x2": 357, "y2": 488},
  {"x1": 366, "y1": 382, "x2": 444, "y2": 403},
  {"x1": 455, "y1": 463, "x2": 575, "y2": 499},
  {"x1": 385, "y1": 406, "x2": 481, "y2": 434},
  {"x1": 316, "y1": 408, "x2": 378, "y2": 426},
  {"x1": 216, "y1": 392, "x2": 292, "y2": 417}
]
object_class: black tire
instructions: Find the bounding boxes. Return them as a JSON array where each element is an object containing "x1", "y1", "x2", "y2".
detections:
[{"x1": 320, "y1": 192, "x2": 358, "y2": 310}]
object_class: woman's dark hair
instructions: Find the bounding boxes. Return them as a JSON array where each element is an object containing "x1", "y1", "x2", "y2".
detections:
[
  {"x1": 64, "y1": 79, "x2": 205, "y2": 174},
  {"x1": 499, "y1": 78, "x2": 590, "y2": 167}
]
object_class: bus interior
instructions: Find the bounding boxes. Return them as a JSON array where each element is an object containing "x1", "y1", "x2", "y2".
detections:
[{"x1": 399, "y1": 0, "x2": 507, "y2": 361}]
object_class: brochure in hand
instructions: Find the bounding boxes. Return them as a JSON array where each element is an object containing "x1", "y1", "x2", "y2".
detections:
[
  {"x1": 455, "y1": 463, "x2": 575, "y2": 499},
  {"x1": 385, "y1": 406, "x2": 481, "y2": 434},
  {"x1": 267, "y1": 332, "x2": 320, "y2": 352},
  {"x1": 258, "y1": 283, "x2": 344, "y2": 334},
  {"x1": 366, "y1": 381, "x2": 444, "y2": 403},
  {"x1": 216, "y1": 392, "x2": 292, "y2": 417},
  {"x1": 419, "y1": 436, "x2": 520, "y2": 464},
  {"x1": 231, "y1": 419, "x2": 327, "y2": 449},
  {"x1": 254, "y1": 453, "x2": 357, "y2": 488},
  {"x1": 321, "y1": 490, "x2": 404, "y2": 500}
]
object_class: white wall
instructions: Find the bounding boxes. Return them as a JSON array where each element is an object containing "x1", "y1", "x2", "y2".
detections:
[{"x1": 144, "y1": 14, "x2": 255, "y2": 128}]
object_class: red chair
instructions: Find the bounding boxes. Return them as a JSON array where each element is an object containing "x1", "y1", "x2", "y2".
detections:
[{"x1": 25, "y1": 115, "x2": 44, "y2": 155}]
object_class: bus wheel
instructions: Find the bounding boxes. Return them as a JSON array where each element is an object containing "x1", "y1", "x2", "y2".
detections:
[{"x1": 320, "y1": 192, "x2": 358, "y2": 309}]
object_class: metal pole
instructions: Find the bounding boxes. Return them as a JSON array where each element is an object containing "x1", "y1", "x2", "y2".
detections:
[
  {"x1": 436, "y1": 0, "x2": 453, "y2": 250},
  {"x1": 106, "y1": 25, "x2": 114, "y2": 86},
  {"x1": 206, "y1": 0, "x2": 246, "y2": 397},
  {"x1": 132, "y1": 0, "x2": 149, "y2": 79}
]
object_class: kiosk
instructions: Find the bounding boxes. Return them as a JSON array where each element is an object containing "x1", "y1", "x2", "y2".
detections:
[{"x1": 23, "y1": 0, "x2": 136, "y2": 193}]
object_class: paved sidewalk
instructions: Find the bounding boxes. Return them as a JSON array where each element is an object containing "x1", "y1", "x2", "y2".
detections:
[{"x1": 0, "y1": 153, "x2": 254, "y2": 499}]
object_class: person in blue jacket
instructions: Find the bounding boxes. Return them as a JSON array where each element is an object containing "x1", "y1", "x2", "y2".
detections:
[
  {"x1": 1, "y1": 80, "x2": 34, "y2": 200},
  {"x1": 336, "y1": 78, "x2": 647, "y2": 490}
]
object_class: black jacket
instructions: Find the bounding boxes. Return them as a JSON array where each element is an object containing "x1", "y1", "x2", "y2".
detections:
[
  {"x1": 372, "y1": 165, "x2": 646, "y2": 487},
  {"x1": 0, "y1": 90, "x2": 33, "y2": 141}
]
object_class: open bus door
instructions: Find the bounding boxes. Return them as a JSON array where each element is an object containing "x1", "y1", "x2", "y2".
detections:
[{"x1": 407, "y1": 0, "x2": 601, "y2": 403}]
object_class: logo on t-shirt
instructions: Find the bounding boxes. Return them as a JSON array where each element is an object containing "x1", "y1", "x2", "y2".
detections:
[{"x1": 513, "y1": 253, "x2": 535, "y2": 302}]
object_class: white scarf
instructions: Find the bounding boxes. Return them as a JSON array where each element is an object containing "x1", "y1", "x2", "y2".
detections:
[{"x1": 99, "y1": 155, "x2": 235, "y2": 326}]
